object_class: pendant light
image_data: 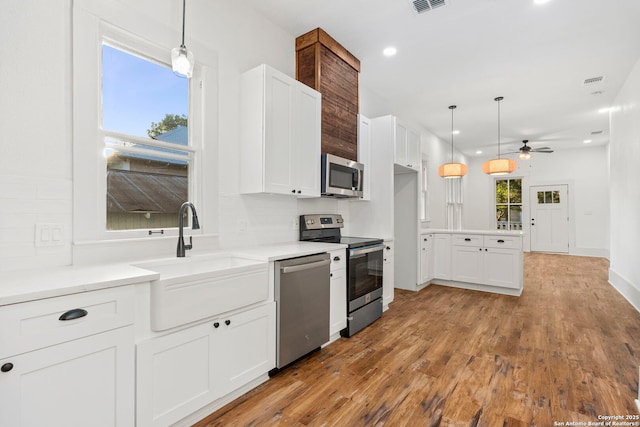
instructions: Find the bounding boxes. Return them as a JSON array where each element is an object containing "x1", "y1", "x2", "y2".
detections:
[
  {"x1": 171, "y1": 0, "x2": 194, "y2": 78},
  {"x1": 482, "y1": 96, "x2": 517, "y2": 175},
  {"x1": 438, "y1": 105, "x2": 468, "y2": 178}
]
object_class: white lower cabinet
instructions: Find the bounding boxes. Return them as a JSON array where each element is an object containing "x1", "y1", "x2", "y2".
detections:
[
  {"x1": 420, "y1": 234, "x2": 434, "y2": 284},
  {"x1": 329, "y1": 250, "x2": 347, "y2": 338},
  {"x1": 0, "y1": 286, "x2": 136, "y2": 427},
  {"x1": 433, "y1": 234, "x2": 452, "y2": 280},
  {"x1": 136, "y1": 302, "x2": 275, "y2": 427},
  {"x1": 449, "y1": 234, "x2": 523, "y2": 290},
  {"x1": 382, "y1": 240, "x2": 395, "y2": 309}
]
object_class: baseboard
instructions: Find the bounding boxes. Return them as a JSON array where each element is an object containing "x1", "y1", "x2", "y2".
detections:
[
  {"x1": 571, "y1": 247, "x2": 610, "y2": 258},
  {"x1": 609, "y1": 268, "x2": 640, "y2": 314}
]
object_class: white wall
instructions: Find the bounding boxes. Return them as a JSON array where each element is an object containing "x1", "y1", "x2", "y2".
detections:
[
  {"x1": 609, "y1": 56, "x2": 640, "y2": 311},
  {"x1": 0, "y1": 0, "x2": 342, "y2": 271},
  {"x1": 463, "y1": 145, "x2": 610, "y2": 257}
]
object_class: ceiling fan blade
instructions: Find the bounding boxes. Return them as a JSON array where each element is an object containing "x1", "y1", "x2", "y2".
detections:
[
  {"x1": 534, "y1": 147, "x2": 552, "y2": 150},
  {"x1": 532, "y1": 149, "x2": 554, "y2": 153}
]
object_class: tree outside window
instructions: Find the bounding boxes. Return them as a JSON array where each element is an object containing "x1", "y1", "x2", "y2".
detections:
[{"x1": 495, "y1": 178, "x2": 522, "y2": 230}]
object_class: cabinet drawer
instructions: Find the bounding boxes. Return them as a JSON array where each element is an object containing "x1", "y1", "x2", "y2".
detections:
[
  {"x1": 452, "y1": 235, "x2": 483, "y2": 247},
  {"x1": 330, "y1": 249, "x2": 346, "y2": 272},
  {"x1": 484, "y1": 235, "x2": 522, "y2": 250},
  {"x1": 0, "y1": 286, "x2": 134, "y2": 358}
]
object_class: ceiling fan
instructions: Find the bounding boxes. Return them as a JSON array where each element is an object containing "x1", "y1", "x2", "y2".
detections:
[{"x1": 505, "y1": 140, "x2": 554, "y2": 159}]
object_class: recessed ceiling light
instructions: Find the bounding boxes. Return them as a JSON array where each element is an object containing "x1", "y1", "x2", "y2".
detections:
[
  {"x1": 383, "y1": 47, "x2": 397, "y2": 57},
  {"x1": 476, "y1": 150, "x2": 483, "y2": 154},
  {"x1": 452, "y1": 130, "x2": 460, "y2": 135},
  {"x1": 584, "y1": 139, "x2": 592, "y2": 144},
  {"x1": 533, "y1": 0, "x2": 551, "y2": 4}
]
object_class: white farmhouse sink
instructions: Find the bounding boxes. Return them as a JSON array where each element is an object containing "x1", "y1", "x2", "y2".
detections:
[{"x1": 135, "y1": 254, "x2": 269, "y2": 331}]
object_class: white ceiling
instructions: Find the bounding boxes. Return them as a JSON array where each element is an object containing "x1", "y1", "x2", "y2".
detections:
[{"x1": 243, "y1": 0, "x2": 640, "y2": 157}]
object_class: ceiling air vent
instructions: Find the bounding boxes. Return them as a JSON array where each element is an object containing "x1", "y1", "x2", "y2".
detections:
[
  {"x1": 583, "y1": 76, "x2": 605, "y2": 86},
  {"x1": 591, "y1": 130, "x2": 603, "y2": 135},
  {"x1": 409, "y1": 0, "x2": 447, "y2": 14}
]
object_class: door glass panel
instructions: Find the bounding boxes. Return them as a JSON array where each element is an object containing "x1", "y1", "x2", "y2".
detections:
[
  {"x1": 545, "y1": 191, "x2": 552, "y2": 203},
  {"x1": 553, "y1": 191, "x2": 560, "y2": 203},
  {"x1": 537, "y1": 192, "x2": 544, "y2": 204}
]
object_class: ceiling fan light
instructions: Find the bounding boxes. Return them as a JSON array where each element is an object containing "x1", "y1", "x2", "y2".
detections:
[
  {"x1": 438, "y1": 162, "x2": 468, "y2": 178},
  {"x1": 519, "y1": 151, "x2": 531, "y2": 160},
  {"x1": 482, "y1": 158, "x2": 517, "y2": 175}
]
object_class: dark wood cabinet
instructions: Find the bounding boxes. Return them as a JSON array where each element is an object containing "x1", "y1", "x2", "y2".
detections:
[{"x1": 296, "y1": 28, "x2": 360, "y2": 161}]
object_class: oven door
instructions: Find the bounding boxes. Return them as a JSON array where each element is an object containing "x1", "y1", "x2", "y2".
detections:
[{"x1": 347, "y1": 243, "x2": 384, "y2": 312}]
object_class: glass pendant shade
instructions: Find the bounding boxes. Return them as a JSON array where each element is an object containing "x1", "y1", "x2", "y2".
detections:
[
  {"x1": 439, "y1": 105, "x2": 467, "y2": 179},
  {"x1": 171, "y1": 46, "x2": 194, "y2": 78},
  {"x1": 483, "y1": 96, "x2": 517, "y2": 176},
  {"x1": 438, "y1": 162, "x2": 468, "y2": 178},
  {"x1": 481, "y1": 158, "x2": 517, "y2": 175},
  {"x1": 172, "y1": 0, "x2": 193, "y2": 79}
]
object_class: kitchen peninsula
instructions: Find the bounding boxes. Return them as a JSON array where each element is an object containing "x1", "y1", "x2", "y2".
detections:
[{"x1": 416, "y1": 229, "x2": 524, "y2": 296}]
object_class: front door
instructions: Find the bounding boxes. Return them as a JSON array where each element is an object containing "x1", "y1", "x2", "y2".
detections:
[{"x1": 529, "y1": 185, "x2": 569, "y2": 253}]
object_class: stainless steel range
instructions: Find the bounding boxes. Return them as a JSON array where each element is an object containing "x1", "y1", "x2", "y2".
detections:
[{"x1": 299, "y1": 214, "x2": 384, "y2": 337}]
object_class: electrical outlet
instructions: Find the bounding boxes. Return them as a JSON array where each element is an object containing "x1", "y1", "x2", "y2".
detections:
[{"x1": 35, "y1": 223, "x2": 64, "y2": 247}]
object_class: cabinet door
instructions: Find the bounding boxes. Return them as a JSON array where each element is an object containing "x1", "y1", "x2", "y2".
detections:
[
  {"x1": 394, "y1": 121, "x2": 408, "y2": 166},
  {"x1": 382, "y1": 241, "x2": 395, "y2": 308},
  {"x1": 136, "y1": 322, "x2": 217, "y2": 427},
  {"x1": 263, "y1": 67, "x2": 295, "y2": 195},
  {"x1": 483, "y1": 248, "x2": 522, "y2": 289},
  {"x1": 451, "y1": 246, "x2": 484, "y2": 283},
  {"x1": 0, "y1": 327, "x2": 134, "y2": 427},
  {"x1": 420, "y1": 235, "x2": 433, "y2": 283},
  {"x1": 433, "y1": 234, "x2": 452, "y2": 280},
  {"x1": 406, "y1": 129, "x2": 420, "y2": 170},
  {"x1": 329, "y1": 268, "x2": 347, "y2": 336},
  {"x1": 293, "y1": 84, "x2": 321, "y2": 197},
  {"x1": 357, "y1": 114, "x2": 371, "y2": 200},
  {"x1": 215, "y1": 302, "x2": 276, "y2": 396}
]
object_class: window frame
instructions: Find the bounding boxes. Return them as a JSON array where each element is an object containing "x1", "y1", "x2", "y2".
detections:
[
  {"x1": 494, "y1": 177, "x2": 523, "y2": 231},
  {"x1": 73, "y1": 4, "x2": 211, "y2": 243}
]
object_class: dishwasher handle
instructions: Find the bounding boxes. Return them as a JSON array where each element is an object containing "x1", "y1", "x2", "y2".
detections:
[{"x1": 280, "y1": 259, "x2": 330, "y2": 274}]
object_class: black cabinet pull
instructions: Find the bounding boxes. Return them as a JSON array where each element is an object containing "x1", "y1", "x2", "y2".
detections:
[
  {"x1": 464, "y1": 238, "x2": 471, "y2": 241},
  {"x1": 386, "y1": 246, "x2": 391, "y2": 250},
  {"x1": 330, "y1": 273, "x2": 333, "y2": 277},
  {"x1": 213, "y1": 322, "x2": 220, "y2": 328},
  {"x1": 225, "y1": 320, "x2": 231, "y2": 326},
  {"x1": 485, "y1": 248, "x2": 488, "y2": 251},
  {"x1": 333, "y1": 256, "x2": 341, "y2": 261},
  {"x1": 291, "y1": 189, "x2": 296, "y2": 193},
  {"x1": 1, "y1": 363, "x2": 13, "y2": 372},
  {"x1": 59, "y1": 308, "x2": 88, "y2": 321},
  {"x1": 478, "y1": 248, "x2": 482, "y2": 251},
  {"x1": 497, "y1": 239, "x2": 505, "y2": 243}
]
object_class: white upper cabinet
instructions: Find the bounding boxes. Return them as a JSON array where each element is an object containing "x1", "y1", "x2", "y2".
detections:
[
  {"x1": 357, "y1": 114, "x2": 371, "y2": 201},
  {"x1": 240, "y1": 64, "x2": 321, "y2": 197},
  {"x1": 393, "y1": 119, "x2": 420, "y2": 172}
]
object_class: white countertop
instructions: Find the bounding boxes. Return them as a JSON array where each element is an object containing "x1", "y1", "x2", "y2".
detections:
[
  {"x1": 422, "y1": 228, "x2": 524, "y2": 236},
  {"x1": 0, "y1": 241, "x2": 347, "y2": 306}
]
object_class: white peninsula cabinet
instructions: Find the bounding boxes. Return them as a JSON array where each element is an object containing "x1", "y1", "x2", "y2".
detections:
[
  {"x1": 420, "y1": 233, "x2": 434, "y2": 284},
  {"x1": 0, "y1": 286, "x2": 136, "y2": 427},
  {"x1": 240, "y1": 64, "x2": 321, "y2": 197},
  {"x1": 427, "y1": 230, "x2": 523, "y2": 296}
]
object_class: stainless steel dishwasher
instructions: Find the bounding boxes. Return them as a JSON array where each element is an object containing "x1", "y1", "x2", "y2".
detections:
[{"x1": 275, "y1": 252, "x2": 330, "y2": 369}]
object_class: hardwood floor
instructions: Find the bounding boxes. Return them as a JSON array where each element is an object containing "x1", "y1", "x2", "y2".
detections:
[{"x1": 194, "y1": 253, "x2": 640, "y2": 426}]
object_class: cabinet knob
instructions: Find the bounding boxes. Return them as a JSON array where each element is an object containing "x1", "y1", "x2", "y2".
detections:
[
  {"x1": 1, "y1": 363, "x2": 13, "y2": 372},
  {"x1": 386, "y1": 246, "x2": 391, "y2": 250},
  {"x1": 479, "y1": 248, "x2": 482, "y2": 251},
  {"x1": 213, "y1": 322, "x2": 220, "y2": 328},
  {"x1": 225, "y1": 320, "x2": 231, "y2": 326},
  {"x1": 297, "y1": 190, "x2": 301, "y2": 194},
  {"x1": 330, "y1": 273, "x2": 333, "y2": 277},
  {"x1": 485, "y1": 248, "x2": 488, "y2": 251},
  {"x1": 291, "y1": 189, "x2": 296, "y2": 193}
]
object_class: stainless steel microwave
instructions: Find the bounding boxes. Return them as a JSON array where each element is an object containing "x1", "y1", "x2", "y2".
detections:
[{"x1": 321, "y1": 153, "x2": 364, "y2": 198}]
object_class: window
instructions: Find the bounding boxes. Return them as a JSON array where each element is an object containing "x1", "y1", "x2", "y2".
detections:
[
  {"x1": 495, "y1": 178, "x2": 522, "y2": 230},
  {"x1": 446, "y1": 178, "x2": 463, "y2": 229},
  {"x1": 102, "y1": 44, "x2": 192, "y2": 230},
  {"x1": 72, "y1": 5, "x2": 216, "y2": 244}
]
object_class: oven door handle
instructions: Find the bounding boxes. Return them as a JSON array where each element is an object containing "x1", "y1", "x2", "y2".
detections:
[
  {"x1": 280, "y1": 259, "x2": 330, "y2": 274},
  {"x1": 349, "y1": 244, "x2": 385, "y2": 257}
]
